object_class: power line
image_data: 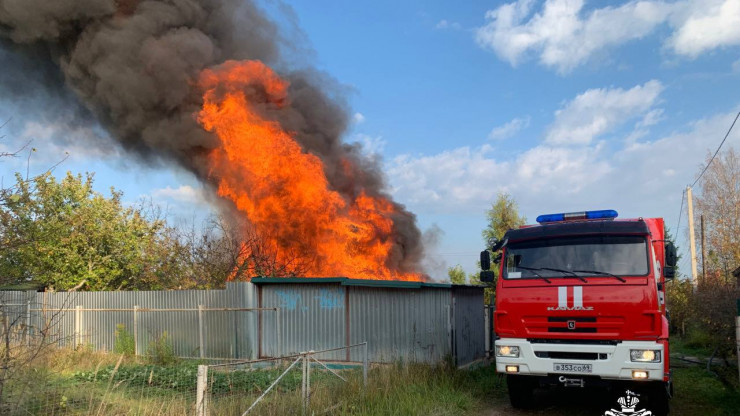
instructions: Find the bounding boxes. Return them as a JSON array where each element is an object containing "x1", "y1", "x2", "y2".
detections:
[
  {"x1": 674, "y1": 189, "x2": 685, "y2": 235},
  {"x1": 677, "y1": 258, "x2": 691, "y2": 276},
  {"x1": 678, "y1": 257, "x2": 690, "y2": 269},
  {"x1": 690, "y1": 110, "x2": 740, "y2": 188}
]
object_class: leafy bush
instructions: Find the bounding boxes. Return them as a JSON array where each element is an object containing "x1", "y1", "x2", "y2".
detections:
[
  {"x1": 113, "y1": 324, "x2": 135, "y2": 356},
  {"x1": 692, "y1": 274, "x2": 738, "y2": 358},
  {"x1": 668, "y1": 273, "x2": 739, "y2": 360},
  {"x1": 146, "y1": 331, "x2": 177, "y2": 365},
  {"x1": 665, "y1": 277, "x2": 694, "y2": 336}
]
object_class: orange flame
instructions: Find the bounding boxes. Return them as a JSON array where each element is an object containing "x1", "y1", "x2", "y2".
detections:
[{"x1": 198, "y1": 60, "x2": 421, "y2": 281}]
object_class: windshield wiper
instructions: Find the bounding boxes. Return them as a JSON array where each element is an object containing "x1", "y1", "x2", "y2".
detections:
[
  {"x1": 572, "y1": 269, "x2": 626, "y2": 283},
  {"x1": 515, "y1": 266, "x2": 552, "y2": 283},
  {"x1": 541, "y1": 267, "x2": 587, "y2": 283}
]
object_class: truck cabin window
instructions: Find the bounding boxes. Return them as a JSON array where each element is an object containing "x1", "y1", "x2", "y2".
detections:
[{"x1": 504, "y1": 235, "x2": 649, "y2": 279}]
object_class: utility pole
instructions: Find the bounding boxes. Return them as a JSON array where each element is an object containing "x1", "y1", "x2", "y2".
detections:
[
  {"x1": 700, "y1": 215, "x2": 706, "y2": 285},
  {"x1": 687, "y1": 186, "x2": 699, "y2": 289}
]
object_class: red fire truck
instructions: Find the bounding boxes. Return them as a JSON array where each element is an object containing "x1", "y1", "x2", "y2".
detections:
[{"x1": 480, "y1": 210, "x2": 677, "y2": 415}]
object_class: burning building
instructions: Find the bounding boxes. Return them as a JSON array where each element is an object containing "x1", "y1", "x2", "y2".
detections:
[{"x1": 0, "y1": 1, "x2": 425, "y2": 280}]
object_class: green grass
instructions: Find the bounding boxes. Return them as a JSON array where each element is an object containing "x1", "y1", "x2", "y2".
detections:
[
  {"x1": 671, "y1": 334, "x2": 721, "y2": 358},
  {"x1": 4, "y1": 342, "x2": 740, "y2": 415},
  {"x1": 5, "y1": 349, "x2": 503, "y2": 415},
  {"x1": 315, "y1": 363, "x2": 501, "y2": 415},
  {"x1": 671, "y1": 367, "x2": 740, "y2": 416}
]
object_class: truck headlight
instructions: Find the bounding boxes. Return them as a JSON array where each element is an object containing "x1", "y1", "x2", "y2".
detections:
[
  {"x1": 630, "y1": 349, "x2": 661, "y2": 363},
  {"x1": 496, "y1": 345, "x2": 520, "y2": 358}
]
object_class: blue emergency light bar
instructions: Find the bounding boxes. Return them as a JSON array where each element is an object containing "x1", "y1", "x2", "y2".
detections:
[{"x1": 536, "y1": 209, "x2": 618, "y2": 224}]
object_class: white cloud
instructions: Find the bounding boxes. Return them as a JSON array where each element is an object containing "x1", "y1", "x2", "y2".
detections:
[
  {"x1": 475, "y1": 0, "x2": 740, "y2": 73},
  {"x1": 151, "y1": 185, "x2": 205, "y2": 205},
  {"x1": 475, "y1": 0, "x2": 671, "y2": 73},
  {"x1": 386, "y1": 109, "x2": 738, "y2": 229},
  {"x1": 387, "y1": 81, "x2": 669, "y2": 214},
  {"x1": 0, "y1": 120, "x2": 118, "y2": 172},
  {"x1": 637, "y1": 108, "x2": 665, "y2": 128},
  {"x1": 668, "y1": 0, "x2": 740, "y2": 57},
  {"x1": 394, "y1": 110, "x2": 740, "y2": 276},
  {"x1": 388, "y1": 143, "x2": 610, "y2": 214},
  {"x1": 515, "y1": 144, "x2": 612, "y2": 193},
  {"x1": 546, "y1": 80, "x2": 663, "y2": 145},
  {"x1": 436, "y1": 19, "x2": 462, "y2": 30},
  {"x1": 352, "y1": 112, "x2": 366, "y2": 124},
  {"x1": 488, "y1": 116, "x2": 531, "y2": 140},
  {"x1": 351, "y1": 133, "x2": 386, "y2": 159},
  {"x1": 733, "y1": 58, "x2": 740, "y2": 72},
  {"x1": 388, "y1": 145, "x2": 506, "y2": 208}
]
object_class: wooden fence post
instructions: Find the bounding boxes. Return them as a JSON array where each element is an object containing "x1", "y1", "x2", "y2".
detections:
[
  {"x1": 133, "y1": 305, "x2": 139, "y2": 356},
  {"x1": 196, "y1": 364, "x2": 209, "y2": 416},
  {"x1": 25, "y1": 301, "x2": 31, "y2": 347},
  {"x1": 74, "y1": 305, "x2": 81, "y2": 348},
  {"x1": 198, "y1": 304, "x2": 205, "y2": 359}
]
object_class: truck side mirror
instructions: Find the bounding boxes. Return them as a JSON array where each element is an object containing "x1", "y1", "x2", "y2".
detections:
[
  {"x1": 664, "y1": 241, "x2": 677, "y2": 280},
  {"x1": 480, "y1": 250, "x2": 491, "y2": 270},
  {"x1": 491, "y1": 237, "x2": 508, "y2": 252},
  {"x1": 487, "y1": 237, "x2": 499, "y2": 250},
  {"x1": 479, "y1": 270, "x2": 495, "y2": 283}
]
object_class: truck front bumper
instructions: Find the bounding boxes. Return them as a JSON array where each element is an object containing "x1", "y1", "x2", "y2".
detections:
[{"x1": 495, "y1": 338, "x2": 665, "y2": 381}]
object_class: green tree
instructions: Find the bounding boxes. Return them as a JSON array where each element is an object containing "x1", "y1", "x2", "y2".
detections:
[
  {"x1": 482, "y1": 193, "x2": 526, "y2": 244},
  {"x1": 685, "y1": 147, "x2": 740, "y2": 360},
  {"x1": 694, "y1": 146, "x2": 740, "y2": 282},
  {"x1": 665, "y1": 277, "x2": 693, "y2": 336},
  {"x1": 663, "y1": 225, "x2": 690, "y2": 336},
  {"x1": 0, "y1": 172, "x2": 165, "y2": 290},
  {"x1": 477, "y1": 193, "x2": 526, "y2": 304},
  {"x1": 447, "y1": 264, "x2": 466, "y2": 284}
]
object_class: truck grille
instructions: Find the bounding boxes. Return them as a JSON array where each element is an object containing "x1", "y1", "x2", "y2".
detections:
[
  {"x1": 547, "y1": 317, "x2": 596, "y2": 323},
  {"x1": 528, "y1": 339, "x2": 620, "y2": 345},
  {"x1": 534, "y1": 351, "x2": 608, "y2": 360},
  {"x1": 521, "y1": 316, "x2": 624, "y2": 336},
  {"x1": 548, "y1": 327, "x2": 597, "y2": 333}
]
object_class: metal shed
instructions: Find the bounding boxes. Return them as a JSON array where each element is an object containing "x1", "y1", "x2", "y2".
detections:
[{"x1": 252, "y1": 277, "x2": 485, "y2": 366}]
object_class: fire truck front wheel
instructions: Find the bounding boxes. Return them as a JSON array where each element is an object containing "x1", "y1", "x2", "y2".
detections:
[{"x1": 507, "y1": 374, "x2": 537, "y2": 409}]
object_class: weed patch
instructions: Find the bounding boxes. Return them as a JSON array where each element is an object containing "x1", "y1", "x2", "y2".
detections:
[{"x1": 113, "y1": 324, "x2": 135, "y2": 356}]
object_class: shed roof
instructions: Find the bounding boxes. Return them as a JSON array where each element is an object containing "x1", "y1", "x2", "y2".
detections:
[{"x1": 250, "y1": 277, "x2": 476, "y2": 289}]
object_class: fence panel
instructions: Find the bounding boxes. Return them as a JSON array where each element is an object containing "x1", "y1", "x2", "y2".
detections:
[
  {"x1": 0, "y1": 291, "x2": 34, "y2": 344},
  {"x1": 0, "y1": 286, "x2": 259, "y2": 360}
]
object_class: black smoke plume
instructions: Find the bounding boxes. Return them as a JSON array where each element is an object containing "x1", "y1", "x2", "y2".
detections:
[{"x1": 0, "y1": 0, "x2": 424, "y2": 275}]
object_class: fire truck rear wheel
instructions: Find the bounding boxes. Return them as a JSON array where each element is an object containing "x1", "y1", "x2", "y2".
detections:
[{"x1": 507, "y1": 374, "x2": 536, "y2": 409}]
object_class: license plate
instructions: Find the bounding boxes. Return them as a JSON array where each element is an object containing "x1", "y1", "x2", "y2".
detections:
[{"x1": 554, "y1": 363, "x2": 592, "y2": 373}]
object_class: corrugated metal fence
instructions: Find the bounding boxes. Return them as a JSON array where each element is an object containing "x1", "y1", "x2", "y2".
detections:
[{"x1": 0, "y1": 280, "x2": 486, "y2": 366}]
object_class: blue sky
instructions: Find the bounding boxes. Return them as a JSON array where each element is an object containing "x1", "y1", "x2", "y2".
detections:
[{"x1": 2, "y1": 0, "x2": 740, "y2": 280}]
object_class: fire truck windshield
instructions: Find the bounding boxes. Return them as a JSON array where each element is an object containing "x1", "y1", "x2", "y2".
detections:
[{"x1": 503, "y1": 235, "x2": 649, "y2": 280}]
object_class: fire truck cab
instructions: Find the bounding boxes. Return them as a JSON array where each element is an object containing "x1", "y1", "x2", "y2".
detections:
[{"x1": 480, "y1": 210, "x2": 677, "y2": 415}]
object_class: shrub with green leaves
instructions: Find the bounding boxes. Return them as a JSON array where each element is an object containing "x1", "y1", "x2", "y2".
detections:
[
  {"x1": 114, "y1": 324, "x2": 135, "y2": 356},
  {"x1": 147, "y1": 331, "x2": 177, "y2": 365}
]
